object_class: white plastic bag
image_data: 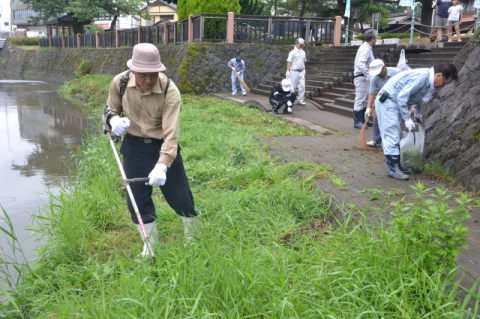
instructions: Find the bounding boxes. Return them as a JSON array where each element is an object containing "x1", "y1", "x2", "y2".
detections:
[
  {"x1": 397, "y1": 49, "x2": 411, "y2": 71},
  {"x1": 400, "y1": 125, "x2": 425, "y2": 173}
]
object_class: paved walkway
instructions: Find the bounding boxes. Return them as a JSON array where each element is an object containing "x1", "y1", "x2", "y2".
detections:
[{"x1": 212, "y1": 92, "x2": 480, "y2": 295}]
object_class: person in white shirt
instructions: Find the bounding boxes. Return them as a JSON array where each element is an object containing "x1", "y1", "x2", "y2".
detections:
[
  {"x1": 447, "y1": 0, "x2": 463, "y2": 42},
  {"x1": 352, "y1": 29, "x2": 377, "y2": 128},
  {"x1": 286, "y1": 38, "x2": 307, "y2": 105}
]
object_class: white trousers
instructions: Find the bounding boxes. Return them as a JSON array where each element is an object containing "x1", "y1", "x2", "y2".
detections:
[
  {"x1": 231, "y1": 72, "x2": 246, "y2": 95},
  {"x1": 375, "y1": 95, "x2": 402, "y2": 156},
  {"x1": 353, "y1": 77, "x2": 369, "y2": 112},
  {"x1": 290, "y1": 70, "x2": 305, "y2": 101}
]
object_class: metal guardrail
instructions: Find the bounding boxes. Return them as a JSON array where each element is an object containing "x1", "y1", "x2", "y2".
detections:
[{"x1": 40, "y1": 14, "x2": 336, "y2": 47}]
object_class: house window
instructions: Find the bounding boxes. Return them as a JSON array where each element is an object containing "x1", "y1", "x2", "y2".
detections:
[
  {"x1": 159, "y1": 15, "x2": 174, "y2": 21},
  {"x1": 13, "y1": 9, "x2": 38, "y2": 20},
  {"x1": 4, "y1": 22, "x2": 9, "y2": 26}
]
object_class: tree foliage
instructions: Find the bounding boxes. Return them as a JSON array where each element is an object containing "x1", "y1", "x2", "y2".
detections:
[
  {"x1": 240, "y1": 0, "x2": 268, "y2": 15},
  {"x1": 177, "y1": 0, "x2": 241, "y2": 20}
]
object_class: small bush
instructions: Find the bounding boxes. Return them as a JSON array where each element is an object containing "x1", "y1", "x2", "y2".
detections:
[
  {"x1": 8, "y1": 37, "x2": 40, "y2": 45},
  {"x1": 75, "y1": 59, "x2": 92, "y2": 78},
  {"x1": 380, "y1": 32, "x2": 420, "y2": 39}
]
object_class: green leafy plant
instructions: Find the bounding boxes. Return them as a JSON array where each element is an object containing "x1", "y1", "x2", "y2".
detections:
[
  {"x1": 74, "y1": 59, "x2": 92, "y2": 78},
  {"x1": 424, "y1": 161, "x2": 457, "y2": 185},
  {"x1": 329, "y1": 174, "x2": 348, "y2": 190},
  {"x1": 391, "y1": 183, "x2": 471, "y2": 273},
  {"x1": 8, "y1": 37, "x2": 40, "y2": 46}
]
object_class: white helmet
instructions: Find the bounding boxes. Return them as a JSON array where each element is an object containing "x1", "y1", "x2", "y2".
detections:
[{"x1": 281, "y1": 78, "x2": 292, "y2": 91}]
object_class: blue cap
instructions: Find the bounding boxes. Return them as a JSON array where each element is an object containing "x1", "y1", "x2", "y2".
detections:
[{"x1": 236, "y1": 56, "x2": 241, "y2": 62}]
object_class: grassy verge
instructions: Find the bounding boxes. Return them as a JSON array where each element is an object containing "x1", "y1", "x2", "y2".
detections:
[{"x1": 1, "y1": 75, "x2": 477, "y2": 318}]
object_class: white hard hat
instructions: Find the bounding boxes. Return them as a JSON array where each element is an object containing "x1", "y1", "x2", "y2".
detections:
[
  {"x1": 369, "y1": 59, "x2": 385, "y2": 77},
  {"x1": 296, "y1": 38, "x2": 305, "y2": 45},
  {"x1": 281, "y1": 78, "x2": 292, "y2": 91}
]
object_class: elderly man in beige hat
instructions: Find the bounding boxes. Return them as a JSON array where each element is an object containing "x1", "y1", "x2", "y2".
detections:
[{"x1": 104, "y1": 43, "x2": 200, "y2": 256}]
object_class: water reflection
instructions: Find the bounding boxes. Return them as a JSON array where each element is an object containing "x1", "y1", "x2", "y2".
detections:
[{"x1": 0, "y1": 80, "x2": 86, "y2": 294}]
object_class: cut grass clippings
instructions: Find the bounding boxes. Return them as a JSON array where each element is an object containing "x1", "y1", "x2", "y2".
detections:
[{"x1": 0, "y1": 75, "x2": 476, "y2": 318}]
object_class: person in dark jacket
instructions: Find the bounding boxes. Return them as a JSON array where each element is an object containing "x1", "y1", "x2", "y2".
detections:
[{"x1": 269, "y1": 79, "x2": 296, "y2": 114}]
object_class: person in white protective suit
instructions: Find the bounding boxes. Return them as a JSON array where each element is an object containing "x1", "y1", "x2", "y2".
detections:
[
  {"x1": 353, "y1": 29, "x2": 377, "y2": 128},
  {"x1": 375, "y1": 63, "x2": 458, "y2": 180},
  {"x1": 286, "y1": 38, "x2": 307, "y2": 105}
]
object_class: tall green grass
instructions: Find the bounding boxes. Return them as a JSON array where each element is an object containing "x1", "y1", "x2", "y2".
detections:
[{"x1": 1, "y1": 77, "x2": 478, "y2": 318}]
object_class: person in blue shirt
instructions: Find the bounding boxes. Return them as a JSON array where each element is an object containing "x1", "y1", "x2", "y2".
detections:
[
  {"x1": 227, "y1": 56, "x2": 247, "y2": 96},
  {"x1": 433, "y1": 0, "x2": 452, "y2": 41},
  {"x1": 375, "y1": 63, "x2": 458, "y2": 180},
  {"x1": 365, "y1": 59, "x2": 402, "y2": 147}
]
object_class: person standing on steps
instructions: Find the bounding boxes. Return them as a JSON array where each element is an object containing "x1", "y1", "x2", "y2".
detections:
[
  {"x1": 375, "y1": 64, "x2": 458, "y2": 180},
  {"x1": 269, "y1": 78, "x2": 296, "y2": 114},
  {"x1": 227, "y1": 56, "x2": 247, "y2": 96},
  {"x1": 104, "y1": 43, "x2": 200, "y2": 256},
  {"x1": 365, "y1": 59, "x2": 402, "y2": 147},
  {"x1": 353, "y1": 29, "x2": 377, "y2": 129},
  {"x1": 286, "y1": 38, "x2": 307, "y2": 106},
  {"x1": 433, "y1": 0, "x2": 452, "y2": 42}
]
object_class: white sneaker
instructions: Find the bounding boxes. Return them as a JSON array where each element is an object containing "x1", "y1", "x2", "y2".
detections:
[
  {"x1": 298, "y1": 100, "x2": 306, "y2": 105},
  {"x1": 242, "y1": 93, "x2": 247, "y2": 96},
  {"x1": 366, "y1": 140, "x2": 381, "y2": 147},
  {"x1": 287, "y1": 107, "x2": 292, "y2": 113},
  {"x1": 232, "y1": 92, "x2": 237, "y2": 96},
  {"x1": 137, "y1": 221, "x2": 158, "y2": 257}
]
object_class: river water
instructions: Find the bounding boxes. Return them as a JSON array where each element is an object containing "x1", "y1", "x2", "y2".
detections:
[{"x1": 0, "y1": 80, "x2": 86, "y2": 294}]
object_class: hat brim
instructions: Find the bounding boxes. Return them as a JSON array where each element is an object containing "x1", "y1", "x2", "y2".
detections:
[
  {"x1": 282, "y1": 84, "x2": 291, "y2": 91},
  {"x1": 369, "y1": 67, "x2": 382, "y2": 77},
  {"x1": 127, "y1": 59, "x2": 166, "y2": 73}
]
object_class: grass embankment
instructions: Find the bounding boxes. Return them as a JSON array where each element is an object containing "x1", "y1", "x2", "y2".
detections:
[{"x1": 1, "y1": 74, "x2": 477, "y2": 318}]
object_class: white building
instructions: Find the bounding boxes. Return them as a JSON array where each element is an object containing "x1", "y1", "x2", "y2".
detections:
[{"x1": 0, "y1": 0, "x2": 12, "y2": 32}]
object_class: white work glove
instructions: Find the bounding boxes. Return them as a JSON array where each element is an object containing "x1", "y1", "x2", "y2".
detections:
[
  {"x1": 286, "y1": 70, "x2": 290, "y2": 77},
  {"x1": 287, "y1": 100, "x2": 293, "y2": 107},
  {"x1": 148, "y1": 163, "x2": 167, "y2": 187},
  {"x1": 231, "y1": 67, "x2": 235, "y2": 71},
  {"x1": 405, "y1": 119, "x2": 416, "y2": 131},
  {"x1": 110, "y1": 116, "x2": 130, "y2": 136},
  {"x1": 287, "y1": 107, "x2": 293, "y2": 113},
  {"x1": 365, "y1": 107, "x2": 372, "y2": 118}
]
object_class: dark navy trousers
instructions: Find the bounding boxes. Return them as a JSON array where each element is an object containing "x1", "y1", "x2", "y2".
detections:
[{"x1": 120, "y1": 134, "x2": 197, "y2": 224}]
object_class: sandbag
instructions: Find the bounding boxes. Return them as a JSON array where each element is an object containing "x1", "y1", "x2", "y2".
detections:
[
  {"x1": 400, "y1": 125, "x2": 425, "y2": 173},
  {"x1": 397, "y1": 49, "x2": 411, "y2": 71}
]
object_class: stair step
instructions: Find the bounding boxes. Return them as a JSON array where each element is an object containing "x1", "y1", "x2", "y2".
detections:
[
  {"x1": 335, "y1": 97, "x2": 355, "y2": 108},
  {"x1": 330, "y1": 87, "x2": 355, "y2": 95},
  {"x1": 312, "y1": 96, "x2": 335, "y2": 105},
  {"x1": 322, "y1": 103, "x2": 352, "y2": 117},
  {"x1": 322, "y1": 91, "x2": 345, "y2": 100}
]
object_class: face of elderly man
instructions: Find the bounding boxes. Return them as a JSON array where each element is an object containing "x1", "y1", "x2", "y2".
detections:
[{"x1": 133, "y1": 71, "x2": 159, "y2": 93}]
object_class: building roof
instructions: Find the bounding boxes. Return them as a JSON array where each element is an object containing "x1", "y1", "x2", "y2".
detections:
[{"x1": 142, "y1": 0, "x2": 177, "y2": 11}]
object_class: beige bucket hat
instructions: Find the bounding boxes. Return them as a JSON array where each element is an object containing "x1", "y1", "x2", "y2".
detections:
[{"x1": 127, "y1": 43, "x2": 166, "y2": 73}]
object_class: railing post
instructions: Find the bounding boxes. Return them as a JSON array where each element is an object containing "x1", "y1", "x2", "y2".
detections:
[
  {"x1": 138, "y1": 26, "x2": 142, "y2": 43},
  {"x1": 163, "y1": 23, "x2": 169, "y2": 45},
  {"x1": 173, "y1": 23, "x2": 177, "y2": 44},
  {"x1": 333, "y1": 16, "x2": 342, "y2": 46},
  {"x1": 200, "y1": 15, "x2": 205, "y2": 41},
  {"x1": 61, "y1": 35, "x2": 65, "y2": 48},
  {"x1": 188, "y1": 14, "x2": 194, "y2": 43},
  {"x1": 95, "y1": 31, "x2": 100, "y2": 48},
  {"x1": 76, "y1": 33, "x2": 81, "y2": 48},
  {"x1": 267, "y1": 17, "x2": 272, "y2": 42},
  {"x1": 115, "y1": 30, "x2": 120, "y2": 48},
  {"x1": 305, "y1": 20, "x2": 311, "y2": 44},
  {"x1": 226, "y1": 12, "x2": 234, "y2": 43}
]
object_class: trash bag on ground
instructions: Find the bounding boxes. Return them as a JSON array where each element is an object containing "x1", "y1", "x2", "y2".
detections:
[
  {"x1": 397, "y1": 49, "x2": 411, "y2": 71},
  {"x1": 400, "y1": 124, "x2": 425, "y2": 173}
]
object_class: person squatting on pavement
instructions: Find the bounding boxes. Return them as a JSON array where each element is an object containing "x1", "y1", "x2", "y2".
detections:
[
  {"x1": 104, "y1": 43, "x2": 200, "y2": 256},
  {"x1": 228, "y1": 56, "x2": 247, "y2": 96},
  {"x1": 365, "y1": 59, "x2": 402, "y2": 147},
  {"x1": 286, "y1": 38, "x2": 307, "y2": 106},
  {"x1": 375, "y1": 64, "x2": 458, "y2": 180},
  {"x1": 269, "y1": 78, "x2": 296, "y2": 114},
  {"x1": 353, "y1": 29, "x2": 377, "y2": 129}
]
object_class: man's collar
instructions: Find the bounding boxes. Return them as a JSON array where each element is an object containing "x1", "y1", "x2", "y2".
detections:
[
  {"x1": 127, "y1": 73, "x2": 162, "y2": 94},
  {"x1": 429, "y1": 67, "x2": 435, "y2": 89}
]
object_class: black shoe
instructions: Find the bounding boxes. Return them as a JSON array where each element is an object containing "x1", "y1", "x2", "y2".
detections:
[{"x1": 273, "y1": 109, "x2": 279, "y2": 114}]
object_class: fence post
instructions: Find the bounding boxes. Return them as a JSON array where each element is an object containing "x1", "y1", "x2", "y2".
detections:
[
  {"x1": 227, "y1": 12, "x2": 234, "y2": 43},
  {"x1": 305, "y1": 20, "x2": 311, "y2": 44},
  {"x1": 95, "y1": 31, "x2": 100, "y2": 48},
  {"x1": 138, "y1": 26, "x2": 142, "y2": 43},
  {"x1": 267, "y1": 17, "x2": 272, "y2": 42},
  {"x1": 188, "y1": 14, "x2": 194, "y2": 43},
  {"x1": 200, "y1": 15, "x2": 204, "y2": 41},
  {"x1": 163, "y1": 23, "x2": 169, "y2": 45},
  {"x1": 115, "y1": 30, "x2": 120, "y2": 48},
  {"x1": 333, "y1": 16, "x2": 342, "y2": 46},
  {"x1": 76, "y1": 33, "x2": 80, "y2": 48}
]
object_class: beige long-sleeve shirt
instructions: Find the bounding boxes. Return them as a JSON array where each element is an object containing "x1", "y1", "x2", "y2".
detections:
[{"x1": 106, "y1": 70, "x2": 181, "y2": 167}]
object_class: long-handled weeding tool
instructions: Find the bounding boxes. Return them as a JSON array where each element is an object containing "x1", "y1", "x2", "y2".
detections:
[{"x1": 107, "y1": 132, "x2": 154, "y2": 256}]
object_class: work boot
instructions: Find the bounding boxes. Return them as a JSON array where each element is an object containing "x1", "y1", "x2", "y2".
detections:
[
  {"x1": 137, "y1": 221, "x2": 159, "y2": 257},
  {"x1": 353, "y1": 109, "x2": 366, "y2": 129},
  {"x1": 181, "y1": 210, "x2": 201, "y2": 244},
  {"x1": 385, "y1": 155, "x2": 409, "y2": 180}
]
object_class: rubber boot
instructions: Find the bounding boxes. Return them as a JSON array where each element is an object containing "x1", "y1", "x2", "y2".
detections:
[
  {"x1": 137, "y1": 221, "x2": 158, "y2": 257},
  {"x1": 398, "y1": 148, "x2": 413, "y2": 174},
  {"x1": 181, "y1": 210, "x2": 201, "y2": 244},
  {"x1": 353, "y1": 109, "x2": 365, "y2": 129},
  {"x1": 385, "y1": 155, "x2": 409, "y2": 180}
]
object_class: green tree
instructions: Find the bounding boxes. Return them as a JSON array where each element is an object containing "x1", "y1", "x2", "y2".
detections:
[
  {"x1": 177, "y1": 0, "x2": 241, "y2": 19},
  {"x1": 240, "y1": 0, "x2": 268, "y2": 15}
]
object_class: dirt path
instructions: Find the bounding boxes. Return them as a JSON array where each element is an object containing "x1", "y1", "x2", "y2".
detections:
[{"x1": 212, "y1": 92, "x2": 480, "y2": 293}]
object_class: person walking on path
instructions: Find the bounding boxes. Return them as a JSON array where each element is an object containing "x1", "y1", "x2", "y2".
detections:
[
  {"x1": 447, "y1": 0, "x2": 463, "y2": 42},
  {"x1": 286, "y1": 38, "x2": 307, "y2": 106},
  {"x1": 433, "y1": 0, "x2": 452, "y2": 41},
  {"x1": 269, "y1": 78, "x2": 296, "y2": 114},
  {"x1": 104, "y1": 43, "x2": 200, "y2": 256},
  {"x1": 375, "y1": 64, "x2": 458, "y2": 180},
  {"x1": 365, "y1": 59, "x2": 402, "y2": 147},
  {"x1": 353, "y1": 29, "x2": 377, "y2": 129},
  {"x1": 228, "y1": 56, "x2": 247, "y2": 96}
]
